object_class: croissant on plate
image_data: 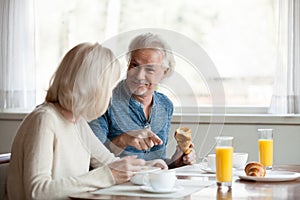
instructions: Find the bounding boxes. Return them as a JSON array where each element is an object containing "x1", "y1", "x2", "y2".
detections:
[
  {"x1": 174, "y1": 127, "x2": 192, "y2": 154},
  {"x1": 244, "y1": 162, "x2": 266, "y2": 177}
]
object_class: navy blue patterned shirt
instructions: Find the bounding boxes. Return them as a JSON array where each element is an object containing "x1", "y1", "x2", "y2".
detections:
[{"x1": 89, "y1": 80, "x2": 173, "y2": 161}]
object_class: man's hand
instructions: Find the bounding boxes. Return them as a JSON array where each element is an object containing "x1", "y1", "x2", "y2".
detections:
[
  {"x1": 168, "y1": 143, "x2": 197, "y2": 168},
  {"x1": 111, "y1": 129, "x2": 163, "y2": 151},
  {"x1": 182, "y1": 143, "x2": 196, "y2": 165}
]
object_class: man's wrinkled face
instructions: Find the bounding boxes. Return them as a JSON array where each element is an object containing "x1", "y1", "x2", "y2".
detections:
[{"x1": 126, "y1": 49, "x2": 168, "y2": 97}]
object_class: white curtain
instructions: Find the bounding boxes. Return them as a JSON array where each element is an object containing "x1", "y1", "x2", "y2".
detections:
[
  {"x1": 0, "y1": 0, "x2": 36, "y2": 112},
  {"x1": 269, "y1": 0, "x2": 300, "y2": 114}
]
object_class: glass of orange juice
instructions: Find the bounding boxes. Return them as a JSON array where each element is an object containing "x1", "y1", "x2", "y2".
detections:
[
  {"x1": 258, "y1": 129, "x2": 273, "y2": 170},
  {"x1": 215, "y1": 136, "x2": 233, "y2": 188}
]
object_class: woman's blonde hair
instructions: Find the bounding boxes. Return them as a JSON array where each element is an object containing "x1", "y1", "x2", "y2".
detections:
[{"x1": 46, "y1": 42, "x2": 121, "y2": 121}]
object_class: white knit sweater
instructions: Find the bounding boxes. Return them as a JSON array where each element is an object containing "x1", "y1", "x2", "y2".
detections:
[{"x1": 7, "y1": 103, "x2": 118, "y2": 199}]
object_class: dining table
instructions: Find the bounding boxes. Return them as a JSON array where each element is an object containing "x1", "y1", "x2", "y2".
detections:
[{"x1": 69, "y1": 164, "x2": 300, "y2": 200}]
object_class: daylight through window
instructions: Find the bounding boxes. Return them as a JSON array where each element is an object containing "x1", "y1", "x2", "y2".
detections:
[{"x1": 35, "y1": 0, "x2": 277, "y2": 110}]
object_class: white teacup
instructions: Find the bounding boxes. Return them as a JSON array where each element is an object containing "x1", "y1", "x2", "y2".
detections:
[
  {"x1": 130, "y1": 173, "x2": 149, "y2": 185},
  {"x1": 233, "y1": 153, "x2": 248, "y2": 169},
  {"x1": 202, "y1": 154, "x2": 216, "y2": 171},
  {"x1": 146, "y1": 170, "x2": 177, "y2": 191},
  {"x1": 130, "y1": 167, "x2": 161, "y2": 185}
]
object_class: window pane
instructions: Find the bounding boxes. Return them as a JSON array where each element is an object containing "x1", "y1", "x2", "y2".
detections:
[
  {"x1": 35, "y1": 0, "x2": 109, "y2": 104},
  {"x1": 36, "y1": 0, "x2": 277, "y2": 108}
]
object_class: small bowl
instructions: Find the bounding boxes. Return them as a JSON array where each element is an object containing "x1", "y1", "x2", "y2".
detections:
[{"x1": 233, "y1": 153, "x2": 248, "y2": 169}]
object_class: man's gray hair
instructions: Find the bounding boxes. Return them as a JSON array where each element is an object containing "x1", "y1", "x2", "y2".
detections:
[{"x1": 127, "y1": 33, "x2": 175, "y2": 77}]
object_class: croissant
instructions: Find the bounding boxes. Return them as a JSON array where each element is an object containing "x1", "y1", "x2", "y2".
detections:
[
  {"x1": 244, "y1": 162, "x2": 266, "y2": 177},
  {"x1": 174, "y1": 127, "x2": 192, "y2": 154}
]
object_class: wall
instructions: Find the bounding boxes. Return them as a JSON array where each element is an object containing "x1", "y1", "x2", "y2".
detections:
[
  {"x1": 1, "y1": 113, "x2": 300, "y2": 164},
  {"x1": 166, "y1": 115, "x2": 300, "y2": 164},
  {"x1": 0, "y1": 113, "x2": 24, "y2": 154},
  {"x1": 168, "y1": 124, "x2": 300, "y2": 164}
]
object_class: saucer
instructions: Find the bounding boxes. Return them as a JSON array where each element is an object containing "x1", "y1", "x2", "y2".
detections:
[
  {"x1": 140, "y1": 185, "x2": 184, "y2": 193},
  {"x1": 200, "y1": 167, "x2": 216, "y2": 174},
  {"x1": 201, "y1": 167, "x2": 237, "y2": 174}
]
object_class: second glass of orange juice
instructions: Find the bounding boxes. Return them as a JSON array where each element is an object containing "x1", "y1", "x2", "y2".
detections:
[
  {"x1": 258, "y1": 129, "x2": 273, "y2": 169},
  {"x1": 215, "y1": 136, "x2": 233, "y2": 188}
]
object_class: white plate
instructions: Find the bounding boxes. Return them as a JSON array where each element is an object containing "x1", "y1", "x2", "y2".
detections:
[
  {"x1": 136, "y1": 167, "x2": 161, "y2": 174},
  {"x1": 140, "y1": 185, "x2": 184, "y2": 193},
  {"x1": 238, "y1": 171, "x2": 300, "y2": 182}
]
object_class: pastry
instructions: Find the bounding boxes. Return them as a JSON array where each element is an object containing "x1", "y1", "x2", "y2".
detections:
[
  {"x1": 174, "y1": 127, "x2": 192, "y2": 154},
  {"x1": 244, "y1": 162, "x2": 266, "y2": 177}
]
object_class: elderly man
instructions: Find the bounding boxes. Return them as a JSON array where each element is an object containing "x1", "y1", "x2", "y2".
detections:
[{"x1": 89, "y1": 33, "x2": 196, "y2": 168}]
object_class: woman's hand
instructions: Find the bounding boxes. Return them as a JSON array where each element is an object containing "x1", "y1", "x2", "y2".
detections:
[
  {"x1": 108, "y1": 156, "x2": 145, "y2": 184},
  {"x1": 145, "y1": 159, "x2": 168, "y2": 170}
]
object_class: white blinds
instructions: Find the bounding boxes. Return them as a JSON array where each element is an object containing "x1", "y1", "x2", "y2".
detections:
[
  {"x1": 0, "y1": 0, "x2": 36, "y2": 111},
  {"x1": 269, "y1": 0, "x2": 300, "y2": 114}
]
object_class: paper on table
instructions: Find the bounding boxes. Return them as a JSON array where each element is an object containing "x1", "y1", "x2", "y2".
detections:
[{"x1": 91, "y1": 180, "x2": 214, "y2": 199}]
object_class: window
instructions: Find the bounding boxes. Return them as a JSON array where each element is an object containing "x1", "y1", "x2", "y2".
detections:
[
  {"x1": 34, "y1": 0, "x2": 277, "y2": 112},
  {"x1": 0, "y1": 0, "x2": 279, "y2": 113}
]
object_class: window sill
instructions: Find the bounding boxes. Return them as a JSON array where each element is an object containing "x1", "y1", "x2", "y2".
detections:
[
  {"x1": 1, "y1": 112, "x2": 300, "y2": 125},
  {"x1": 0, "y1": 113, "x2": 28, "y2": 121},
  {"x1": 172, "y1": 113, "x2": 300, "y2": 125}
]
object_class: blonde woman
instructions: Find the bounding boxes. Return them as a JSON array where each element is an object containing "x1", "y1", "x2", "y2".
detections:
[{"x1": 6, "y1": 43, "x2": 167, "y2": 199}]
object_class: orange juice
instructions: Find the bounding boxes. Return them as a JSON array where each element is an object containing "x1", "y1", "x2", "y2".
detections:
[
  {"x1": 216, "y1": 147, "x2": 233, "y2": 182},
  {"x1": 258, "y1": 139, "x2": 273, "y2": 166}
]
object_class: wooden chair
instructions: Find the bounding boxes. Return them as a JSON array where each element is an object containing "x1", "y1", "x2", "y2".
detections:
[{"x1": 0, "y1": 153, "x2": 11, "y2": 199}]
